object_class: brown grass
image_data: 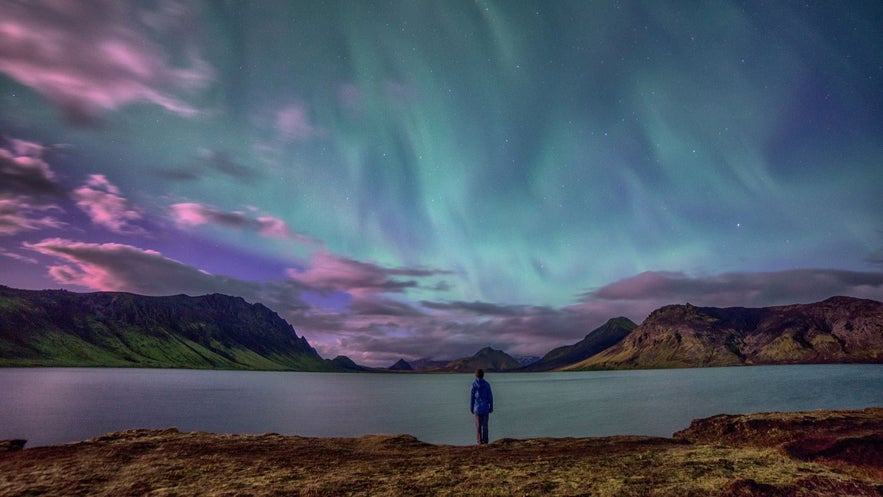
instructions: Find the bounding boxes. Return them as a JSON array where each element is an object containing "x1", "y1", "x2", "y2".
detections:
[{"x1": 1, "y1": 409, "x2": 881, "y2": 496}]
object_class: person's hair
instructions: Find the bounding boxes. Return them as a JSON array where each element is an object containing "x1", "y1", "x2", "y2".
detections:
[{"x1": 475, "y1": 368, "x2": 484, "y2": 378}]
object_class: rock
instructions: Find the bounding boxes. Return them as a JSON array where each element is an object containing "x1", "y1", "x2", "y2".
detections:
[{"x1": 0, "y1": 439, "x2": 26, "y2": 452}]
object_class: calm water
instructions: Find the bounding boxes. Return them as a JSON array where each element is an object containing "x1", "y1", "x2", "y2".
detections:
[{"x1": 1, "y1": 364, "x2": 881, "y2": 447}]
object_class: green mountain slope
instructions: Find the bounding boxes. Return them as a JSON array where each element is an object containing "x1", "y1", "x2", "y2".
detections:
[
  {"x1": 521, "y1": 317, "x2": 637, "y2": 371},
  {"x1": 0, "y1": 286, "x2": 334, "y2": 371}
]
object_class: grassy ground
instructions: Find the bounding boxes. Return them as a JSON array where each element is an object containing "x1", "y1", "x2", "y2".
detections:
[{"x1": 1, "y1": 408, "x2": 880, "y2": 496}]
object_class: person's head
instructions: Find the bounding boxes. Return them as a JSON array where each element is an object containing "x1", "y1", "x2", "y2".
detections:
[{"x1": 475, "y1": 368, "x2": 484, "y2": 379}]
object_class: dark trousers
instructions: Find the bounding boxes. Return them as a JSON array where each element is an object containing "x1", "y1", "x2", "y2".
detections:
[{"x1": 475, "y1": 413, "x2": 489, "y2": 444}]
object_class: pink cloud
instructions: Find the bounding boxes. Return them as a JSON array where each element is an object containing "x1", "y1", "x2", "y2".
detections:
[
  {"x1": 169, "y1": 202, "x2": 316, "y2": 243},
  {"x1": 22, "y1": 237, "x2": 252, "y2": 296},
  {"x1": 0, "y1": 198, "x2": 64, "y2": 235},
  {"x1": 286, "y1": 250, "x2": 432, "y2": 298},
  {"x1": 0, "y1": 0, "x2": 211, "y2": 123},
  {"x1": 255, "y1": 216, "x2": 290, "y2": 238},
  {"x1": 0, "y1": 137, "x2": 64, "y2": 234},
  {"x1": 170, "y1": 202, "x2": 213, "y2": 226},
  {"x1": 72, "y1": 174, "x2": 144, "y2": 234},
  {"x1": 0, "y1": 247, "x2": 38, "y2": 264},
  {"x1": 276, "y1": 103, "x2": 322, "y2": 141},
  {"x1": 0, "y1": 138, "x2": 60, "y2": 197}
]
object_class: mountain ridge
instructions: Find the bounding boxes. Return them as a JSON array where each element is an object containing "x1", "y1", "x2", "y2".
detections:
[
  {"x1": 565, "y1": 296, "x2": 883, "y2": 370},
  {"x1": 0, "y1": 285, "x2": 336, "y2": 371},
  {"x1": 520, "y1": 317, "x2": 637, "y2": 371},
  {"x1": 2, "y1": 286, "x2": 881, "y2": 371}
]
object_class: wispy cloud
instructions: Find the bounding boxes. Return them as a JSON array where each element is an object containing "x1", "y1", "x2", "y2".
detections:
[
  {"x1": 169, "y1": 202, "x2": 315, "y2": 243},
  {"x1": 156, "y1": 149, "x2": 261, "y2": 183},
  {"x1": 23, "y1": 238, "x2": 255, "y2": 297},
  {"x1": 286, "y1": 250, "x2": 447, "y2": 298},
  {"x1": 0, "y1": 198, "x2": 64, "y2": 236},
  {"x1": 72, "y1": 174, "x2": 144, "y2": 234},
  {"x1": 587, "y1": 269, "x2": 883, "y2": 307},
  {"x1": 0, "y1": 247, "x2": 38, "y2": 264},
  {"x1": 0, "y1": 0, "x2": 211, "y2": 124},
  {"x1": 0, "y1": 138, "x2": 61, "y2": 198},
  {"x1": 276, "y1": 103, "x2": 324, "y2": 141},
  {"x1": 0, "y1": 138, "x2": 64, "y2": 235}
]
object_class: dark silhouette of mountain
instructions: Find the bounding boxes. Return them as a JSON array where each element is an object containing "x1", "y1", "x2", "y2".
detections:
[
  {"x1": 566, "y1": 296, "x2": 883, "y2": 370},
  {"x1": 388, "y1": 358, "x2": 413, "y2": 371},
  {"x1": 520, "y1": 317, "x2": 637, "y2": 371},
  {"x1": 512, "y1": 355, "x2": 541, "y2": 366},
  {"x1": 329, "y1": 355, "x2": 370, "y2": 371},
  {"x1": 0, "y1": 285, "x2": 337, "y2": 371},
  {"x1": 443, "y1": 347, "x2": 522, "y2": 372}
]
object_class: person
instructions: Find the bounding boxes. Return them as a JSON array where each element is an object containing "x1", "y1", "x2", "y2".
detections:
[{"x1": 470, "y1": 368, "x2": 493, "y2": 444}]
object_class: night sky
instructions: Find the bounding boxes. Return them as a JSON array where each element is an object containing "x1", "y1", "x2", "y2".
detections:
[{"x1": 2, "y1": 1, "x2": 882, "y2": 366}]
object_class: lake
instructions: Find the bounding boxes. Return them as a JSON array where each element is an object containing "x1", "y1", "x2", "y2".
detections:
[{"x1": 1, "y1": 364, "x2": 881, "y2": 447}]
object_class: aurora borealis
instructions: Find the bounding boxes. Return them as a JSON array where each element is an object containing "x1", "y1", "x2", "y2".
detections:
[{"x1": 1, "y1": 1, "x2": 882, "y2": 366}]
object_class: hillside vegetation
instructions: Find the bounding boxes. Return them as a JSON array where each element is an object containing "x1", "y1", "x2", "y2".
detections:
[
  {"x1": 0, "y1": 286, "x2": 332, "y2": 371},
  {"x1": 566, "y1": 296, "x2": 883, "y2": 370}
]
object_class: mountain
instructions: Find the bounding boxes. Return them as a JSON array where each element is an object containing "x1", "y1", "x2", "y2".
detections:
[
  {"x1": 0, "y1": 286, "x2": 336, "y2": 371},
  {"x1": 443, "y1": 347, "x2": 522, "y2": 372},
  {"x1": 565, "y1": 296, "x2": 883, "y2": 370},
  {"x1": 329, "y1": 355, "x2": 371, "y2": 372},
  {"x1": 512, "y1": 355, "x2": 541, "y2": 366},
  {"x1": 388, "y1": 358, "x2": 413, "y2": 371},
  {"x1": 521, "y1": 317, "x2": 637, "y2": 371}
]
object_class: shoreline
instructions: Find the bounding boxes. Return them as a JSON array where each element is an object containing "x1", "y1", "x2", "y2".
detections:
[{"x1": 1, "y1": 408, "x2": 881, "y2": 496}]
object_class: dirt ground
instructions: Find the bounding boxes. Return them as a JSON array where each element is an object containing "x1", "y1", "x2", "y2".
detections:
[{"x1": 1, "y1": 408, "x2": 881, "y2": 496}]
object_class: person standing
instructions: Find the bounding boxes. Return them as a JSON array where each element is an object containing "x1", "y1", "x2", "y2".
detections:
[{"x1": 470, "y1": 368, "x2": 493, "y2": 444}]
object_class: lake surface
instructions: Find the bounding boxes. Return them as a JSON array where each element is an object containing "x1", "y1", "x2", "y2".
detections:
[{"x1": 1, "y1": 364, "x2": 881, "y2": 447}]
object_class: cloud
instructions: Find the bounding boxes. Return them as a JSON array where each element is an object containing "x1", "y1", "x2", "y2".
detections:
[
  {"x1": 0, "y1": 0, "x2": 211, "y2": 124},
  {"x1": 169, "y1": 202, "x2": 314, "y2": 242},
  {"x1": 0, "y1": 198, "x2": 64, "y2": 236},
  {"x1": 23, "y1": 237, "x2": 256, "y2": 297},
  {"x1": 72, "y1": 174, "x2": 144, "y2": 234},
  {"x1": 0, "y1": 138, "x2": 61, "y2": 197},
  {"x1": 0, "y1": 138, "x2": 64, "y2": 235},
  {"x1": 276, "y1": 103, "x2": 324, "y2": 141},
  {"x1": 0, "y1": 247, "x2": 38, "y2": 264},
  {"x1": 421, "y1": 300, "x2": 525, "y2": 316},
  {"x1": 286, "y1": 250, "x2": 449, "y2": 298},
  {"x1": 577, "y1": 269, "x2": 883, "y2": 326},
  {"x1": 155, "y1": 149, "x2": 261, "y2": 183}
]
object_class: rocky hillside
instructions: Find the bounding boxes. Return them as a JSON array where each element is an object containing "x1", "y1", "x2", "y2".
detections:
[
  {"x1": 520, "y1": 317, "x2": 636, "y2": 371},
  {"x1": 0, "y1": 286, "x2": 335, "y2": 371},
  {"x1": 566, "y1": 296, "x2": 883, "y2": 370}
]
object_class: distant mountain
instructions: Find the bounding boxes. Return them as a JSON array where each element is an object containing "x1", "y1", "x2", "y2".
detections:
[
  {"x1": 408, "y1": 358, "x2": 449, "y2": 371},
  {"x1": 388, "y1": 358, "x2": 413, "y2": 371},
  {"x1": 565, "y1": 297, "x2": 883, "y2": 370},
  {"x1": 0, "y1": 286, "x2": 337, "y2": 371},
  {"x1": 329, "y1": 355, "x2": 371, "y2": 372},
  {"x1": 512, "y1": 355, "x2": 541, "y2": 366},
  {"x1": 443, "y1": 347, "x2": 522, "y2": 372},
  {"x1": 521, "y1": 317, "x2": 637, "y2": 371}
]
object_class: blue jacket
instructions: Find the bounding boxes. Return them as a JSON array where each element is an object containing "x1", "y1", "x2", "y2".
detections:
[{"x1": 470, "y1": 378, "x2": 493, "y2": 415}]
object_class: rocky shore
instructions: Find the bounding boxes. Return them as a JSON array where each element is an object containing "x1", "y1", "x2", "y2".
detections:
[{"x1": 1, "y1": 408, "x2": 881, "y2": 496}]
